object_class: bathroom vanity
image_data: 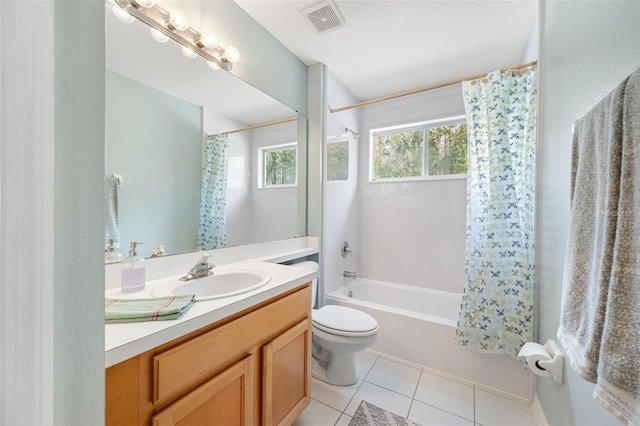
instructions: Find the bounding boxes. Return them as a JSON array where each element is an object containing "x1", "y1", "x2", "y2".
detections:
[{"x1": 105, "y1": 242, "x2": 318, "y2": 426}]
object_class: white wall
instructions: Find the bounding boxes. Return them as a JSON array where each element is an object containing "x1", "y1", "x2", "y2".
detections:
[
  {"x1": 249, "y1": 121, "x2": 301, "y2": 244},
  {"x1": 0, "y1": 2, "x2": 57, "y2": 423},
  {"x1": 356, "y1": 85, "x2": 468, "y2": 293},
  {"x1": 323, "y1": 71, "x2": 361, "y2": 295},
  {"x1": 226, "y1": 133, "x2": 253, "y2": 246},
  {"x1": 537, "y1": 1, "x2": 640, "y2": 424}
]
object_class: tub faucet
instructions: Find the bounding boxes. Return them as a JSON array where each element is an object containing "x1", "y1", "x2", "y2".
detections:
[
  {"x1": 343, "y1": 270, "x2": 357, "y2": 278},
  {"x1": 180, "y1": 251, "x2": 214, "y2": 281}
]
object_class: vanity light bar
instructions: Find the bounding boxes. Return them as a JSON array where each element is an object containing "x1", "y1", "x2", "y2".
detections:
[{"x1": 113, "y1": 0, "x2": 236, "y2": 72}]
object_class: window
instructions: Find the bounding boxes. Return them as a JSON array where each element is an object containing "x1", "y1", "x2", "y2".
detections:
[
  {"x1": 260, "y1": 143, "x2": 297, "y2": 188},
  {"x1": 370, "y1": 117, "x2": 467, "y2": 181},
  {"x1": 327, "y1": 140, "x2": 349, "y2": 181}
]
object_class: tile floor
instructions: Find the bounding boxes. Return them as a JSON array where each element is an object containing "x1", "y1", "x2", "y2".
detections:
[{"x1": 294, "y1": 350, "x2": 537, "y2": 426}]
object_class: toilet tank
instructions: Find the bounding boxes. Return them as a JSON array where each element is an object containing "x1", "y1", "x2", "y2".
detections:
[{"x1": 290, "y1": 261, "x2": 319, "y2": 307}]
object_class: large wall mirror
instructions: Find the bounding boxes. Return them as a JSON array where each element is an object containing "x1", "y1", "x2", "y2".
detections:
[{"x1": 105, "y1": 5, "x2": 307, "y2": 259}]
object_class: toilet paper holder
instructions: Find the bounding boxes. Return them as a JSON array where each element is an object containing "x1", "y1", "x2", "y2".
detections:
[{"x1": 518, "y1": 339, "x2": 564, "y2": 384}]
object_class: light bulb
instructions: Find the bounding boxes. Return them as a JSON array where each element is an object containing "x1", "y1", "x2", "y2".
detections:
[
  {"x1": 197, "y1": 34, "x2": 217, "y2": 49},
  {"x1": 182, "y1": 46, "x2": 197, "y2": 59},
  {"x1": 132, "y1": 0, "x2": 155, "y2": 7},
  {"x1": 168, "y1": 9, "x2": 189, "y2": 31},
  {"x1": 150, "y1": 28, "x2": 169, "y2": 43},
  {"x1": 113, "y1": 5, "x2": 135, "y2": 23},
  {"x1": 207, "y1": 61, "x2": 221, "y2": 71},
  {"x1": 224, "y1": 46, "x2": 240, "y2": 63}
]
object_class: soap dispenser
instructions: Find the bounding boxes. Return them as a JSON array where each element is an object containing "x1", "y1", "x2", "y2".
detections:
[
  {"x1": 121, "y1": 241, "x2": 146, "y2": 292},
  {"x1": 105, "y1": 238, "x2": 123, "y2": 264}
]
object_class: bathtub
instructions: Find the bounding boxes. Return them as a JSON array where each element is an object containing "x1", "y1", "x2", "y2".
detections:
[{"x1": 325, "y1": 278, "x2": 532, "y2": 399}]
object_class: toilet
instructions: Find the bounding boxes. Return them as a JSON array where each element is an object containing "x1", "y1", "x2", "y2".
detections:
[{"x1": 293, "y1": 261, "x2": 379, "y2": 386}]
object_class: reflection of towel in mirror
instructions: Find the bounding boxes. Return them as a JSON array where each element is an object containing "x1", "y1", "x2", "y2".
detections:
[
  {"x1": 105, "y1": 175, "x2": 120, "y2": 248},
  {"x1": 557, "y1": 66, "x2": 640, "y2": 425}
]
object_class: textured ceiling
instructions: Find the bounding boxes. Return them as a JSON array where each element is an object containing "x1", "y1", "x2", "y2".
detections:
[{"x1": 236, "y1": 0, "x2": 538, "y2": 102}]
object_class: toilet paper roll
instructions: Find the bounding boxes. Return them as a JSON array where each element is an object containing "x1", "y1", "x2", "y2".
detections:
[{"x1": 518, "y1": 342, "x2": 553, "y2": 377}]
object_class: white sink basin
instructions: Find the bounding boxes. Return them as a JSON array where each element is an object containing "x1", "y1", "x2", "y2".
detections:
[{"x1": 151, "y1": 269, "x2": 271, "y2": 301}]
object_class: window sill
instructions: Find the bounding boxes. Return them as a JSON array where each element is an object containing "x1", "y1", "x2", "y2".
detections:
[{"x1": 368, "y1": 175, "x2": 467, "y2": 184}]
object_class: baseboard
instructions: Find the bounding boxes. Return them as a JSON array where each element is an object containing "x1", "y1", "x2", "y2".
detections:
[{"x1": 531, "y1": 394, "x2": 549, "y2": 426}]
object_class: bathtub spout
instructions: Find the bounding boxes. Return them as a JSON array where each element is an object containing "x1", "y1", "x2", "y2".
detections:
[{"x1": 343, "y1": 270, "x2": 357, "y2": 278}]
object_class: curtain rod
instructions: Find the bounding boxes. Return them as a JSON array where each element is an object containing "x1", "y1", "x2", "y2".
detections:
[
  {"x1": 329, "y1": 61, "x2": 537, "y2": 114},
  {"x1": 209, "y1": 117, "x2": 297, "y2": 137}
]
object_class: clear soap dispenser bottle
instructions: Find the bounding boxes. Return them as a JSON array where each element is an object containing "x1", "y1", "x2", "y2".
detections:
[
  {"x1": 121, "y1": 241, "x2": 146, "y2": 292},
  {"x1": 105, "y1": 238, "x2": 123, "y2": 264}
]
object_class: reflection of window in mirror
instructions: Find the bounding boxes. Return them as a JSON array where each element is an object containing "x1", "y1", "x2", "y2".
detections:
[
  {"x1": 259, "y1": 143, "x2": 298, "y2": 188},
  {"x1": 327, "y1": 140, "x2": 349, "y2": 181}
]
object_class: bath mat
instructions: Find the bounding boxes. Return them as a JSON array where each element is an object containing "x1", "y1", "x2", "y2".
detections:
[{"x1": 348, "y1": 401, "x2": 422, "y2": 426}]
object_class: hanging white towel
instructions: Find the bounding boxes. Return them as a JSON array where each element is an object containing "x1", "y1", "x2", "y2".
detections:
[
  {"x1": 558, "y1": 67, "x2": 640, "y2": 425},
  {"x1": 105, "y1": 175, "x2": 120, "y2": 248}
]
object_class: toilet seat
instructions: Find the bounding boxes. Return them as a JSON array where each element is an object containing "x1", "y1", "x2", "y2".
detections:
[{"x1": 312, "y1": 305, "x2": 378, "y2": 337}]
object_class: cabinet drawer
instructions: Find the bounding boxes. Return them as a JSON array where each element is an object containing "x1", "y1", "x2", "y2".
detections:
[
  {"x1": 152, "y1": 355, "x2": 255, "y2": 426},
  {"x1": 153, "y1": 285, "x2": 310, "y2": 404}
]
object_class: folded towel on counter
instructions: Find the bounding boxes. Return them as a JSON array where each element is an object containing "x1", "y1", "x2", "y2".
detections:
[
  {"x1": 557, "y1": 66, "x2": 640, "y2": 425},
  {"x1": 105, "y1": 295, "x2": 195, "y2": 323}
]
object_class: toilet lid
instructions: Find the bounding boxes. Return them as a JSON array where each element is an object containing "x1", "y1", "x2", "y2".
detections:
[{"x1": 312, "y1": 305, "x2": 378, "y2": 336}]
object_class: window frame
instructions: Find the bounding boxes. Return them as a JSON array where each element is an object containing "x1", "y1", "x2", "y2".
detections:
[
  {"x1": 258, "y1": 142, "x2": 298, "y2": 189},
  {"x1": 369, "y1": 115, "x2": 468, "y2": 183}
]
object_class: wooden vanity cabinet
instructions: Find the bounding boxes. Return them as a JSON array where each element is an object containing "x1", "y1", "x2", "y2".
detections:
[{"x1": 106, "y1": 284, "x2": 312, "y2": 426}]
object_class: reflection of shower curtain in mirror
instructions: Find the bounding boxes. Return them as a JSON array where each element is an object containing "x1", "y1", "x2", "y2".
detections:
[{"x1": 197, "y1": 134, "x2": 228, "y2": 250}]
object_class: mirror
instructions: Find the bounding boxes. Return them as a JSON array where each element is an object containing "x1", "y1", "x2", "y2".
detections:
[{"x1": 105, "y1": 6, "x2": 307, "y2": 259}]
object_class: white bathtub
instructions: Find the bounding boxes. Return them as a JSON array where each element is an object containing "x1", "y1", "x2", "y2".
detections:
[{"x1": 325, "y1": 278, "x2": 532, "y2": 400}]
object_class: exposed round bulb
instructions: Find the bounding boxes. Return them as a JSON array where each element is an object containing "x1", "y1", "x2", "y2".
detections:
[
  {"x1": 207, "y1": 61, "x2": 221, "y2": 71},
  {"x1": 112, "y1": 5, "x2": 135, "y2": 23},
  {"x1": 197, "y1": 34, "x2": 217, "y2": 49},
  {"x1": 181, "y1": 46, "x2": 197, "y2": 59},
  {"x1": 224, "y1": 46, "x2": 240, "y2": 63},
  {"x1": 132, "y1": 0, "x2": 155, "y2": 7},
  {"x1": 168, "y1": 9, "x2": 189, "y2": 31},
  {"x1": 150, "y1": 28, "x2": 169, "y2": 43}
]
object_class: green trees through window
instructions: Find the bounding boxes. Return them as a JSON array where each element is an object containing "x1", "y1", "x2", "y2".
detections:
[
  {"x1": 264, "y1": 145, "x2": 297, "y2": 186},
  {"x1": 372, "y1": 120, "x2": 467, "y2": 180},
  {"x1": 327, "y1": 141, "x2": 349, "y2": 181}
]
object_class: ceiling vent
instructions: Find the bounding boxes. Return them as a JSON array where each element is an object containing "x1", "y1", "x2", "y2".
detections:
[{"x1": 302, "y1": 1, "x2": 346, "y2": 35}]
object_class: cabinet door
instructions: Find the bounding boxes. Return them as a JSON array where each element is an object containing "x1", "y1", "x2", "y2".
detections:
[
  {"x1": 152, "y1": 356, "x2": 255, "y2": 426},
  {"x1": 262, "y1": 319, "x2": 311, "y2": 426}
]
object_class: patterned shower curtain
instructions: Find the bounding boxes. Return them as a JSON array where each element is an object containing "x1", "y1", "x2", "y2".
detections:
[
  {"x1": 197, "y1": 134, "x2": 229, "y2": 250},
  {"x1": 456, "y1": 65, "x2": 537, "y2": 357}
]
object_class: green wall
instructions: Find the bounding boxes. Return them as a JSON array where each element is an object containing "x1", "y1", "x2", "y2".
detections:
[{"x1": 106, "y1": 71, "x2": 202, "y2": 258}]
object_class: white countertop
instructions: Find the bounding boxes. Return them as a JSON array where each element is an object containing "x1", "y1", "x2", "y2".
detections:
[{"x1": 105, "y1": 258, "x2": 317, "y2": 368}]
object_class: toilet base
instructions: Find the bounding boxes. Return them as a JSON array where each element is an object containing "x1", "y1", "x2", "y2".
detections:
[{"x1": 311, "y1": 349, "x2": 358, "y2": 386}]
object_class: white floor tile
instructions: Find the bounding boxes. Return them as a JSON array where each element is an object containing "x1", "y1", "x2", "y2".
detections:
[
  {"x1": 414, "y1": 371, "x2": 474, "y2": 421},
  {"x1": 474, "y1": 389, "x2": 536, "y2": 426},
  {"x1": 293, "y1": 399, "x2": 341, "y2": 426},
  {"x1": 335, "y1": 414, "x2": 352, "y2": 426},
  {"x1": 365, "y1": 357, "x2": 422, "y2": 397},
  {"x1": 408, "y1": 400, "x2": 474, "y2": 426},
  {"x1": 344, "y1": 381, "x2": 413, "y2": 418},
  {"x1": 355, "y1": 350, "x2": 379, "y2": 379},
  {"x1": 311, "y1": 377, "x2": 361, "y2": 411}
]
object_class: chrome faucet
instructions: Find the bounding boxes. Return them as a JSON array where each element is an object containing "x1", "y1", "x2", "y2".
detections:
[
  {"x1": 180, "y1": 251, "x2": 214, "y2": 281},
  {"x1": 343, "y1": 270, "x2": 357, "y2": 278}
]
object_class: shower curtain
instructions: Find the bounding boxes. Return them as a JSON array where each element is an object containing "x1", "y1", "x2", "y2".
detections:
[
  {"x1": 456, "y1": 65, "x2": 537, "y2": 357},
  {"x1": 197, "y1": 134, "x2": 228, "y2": 250}
]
